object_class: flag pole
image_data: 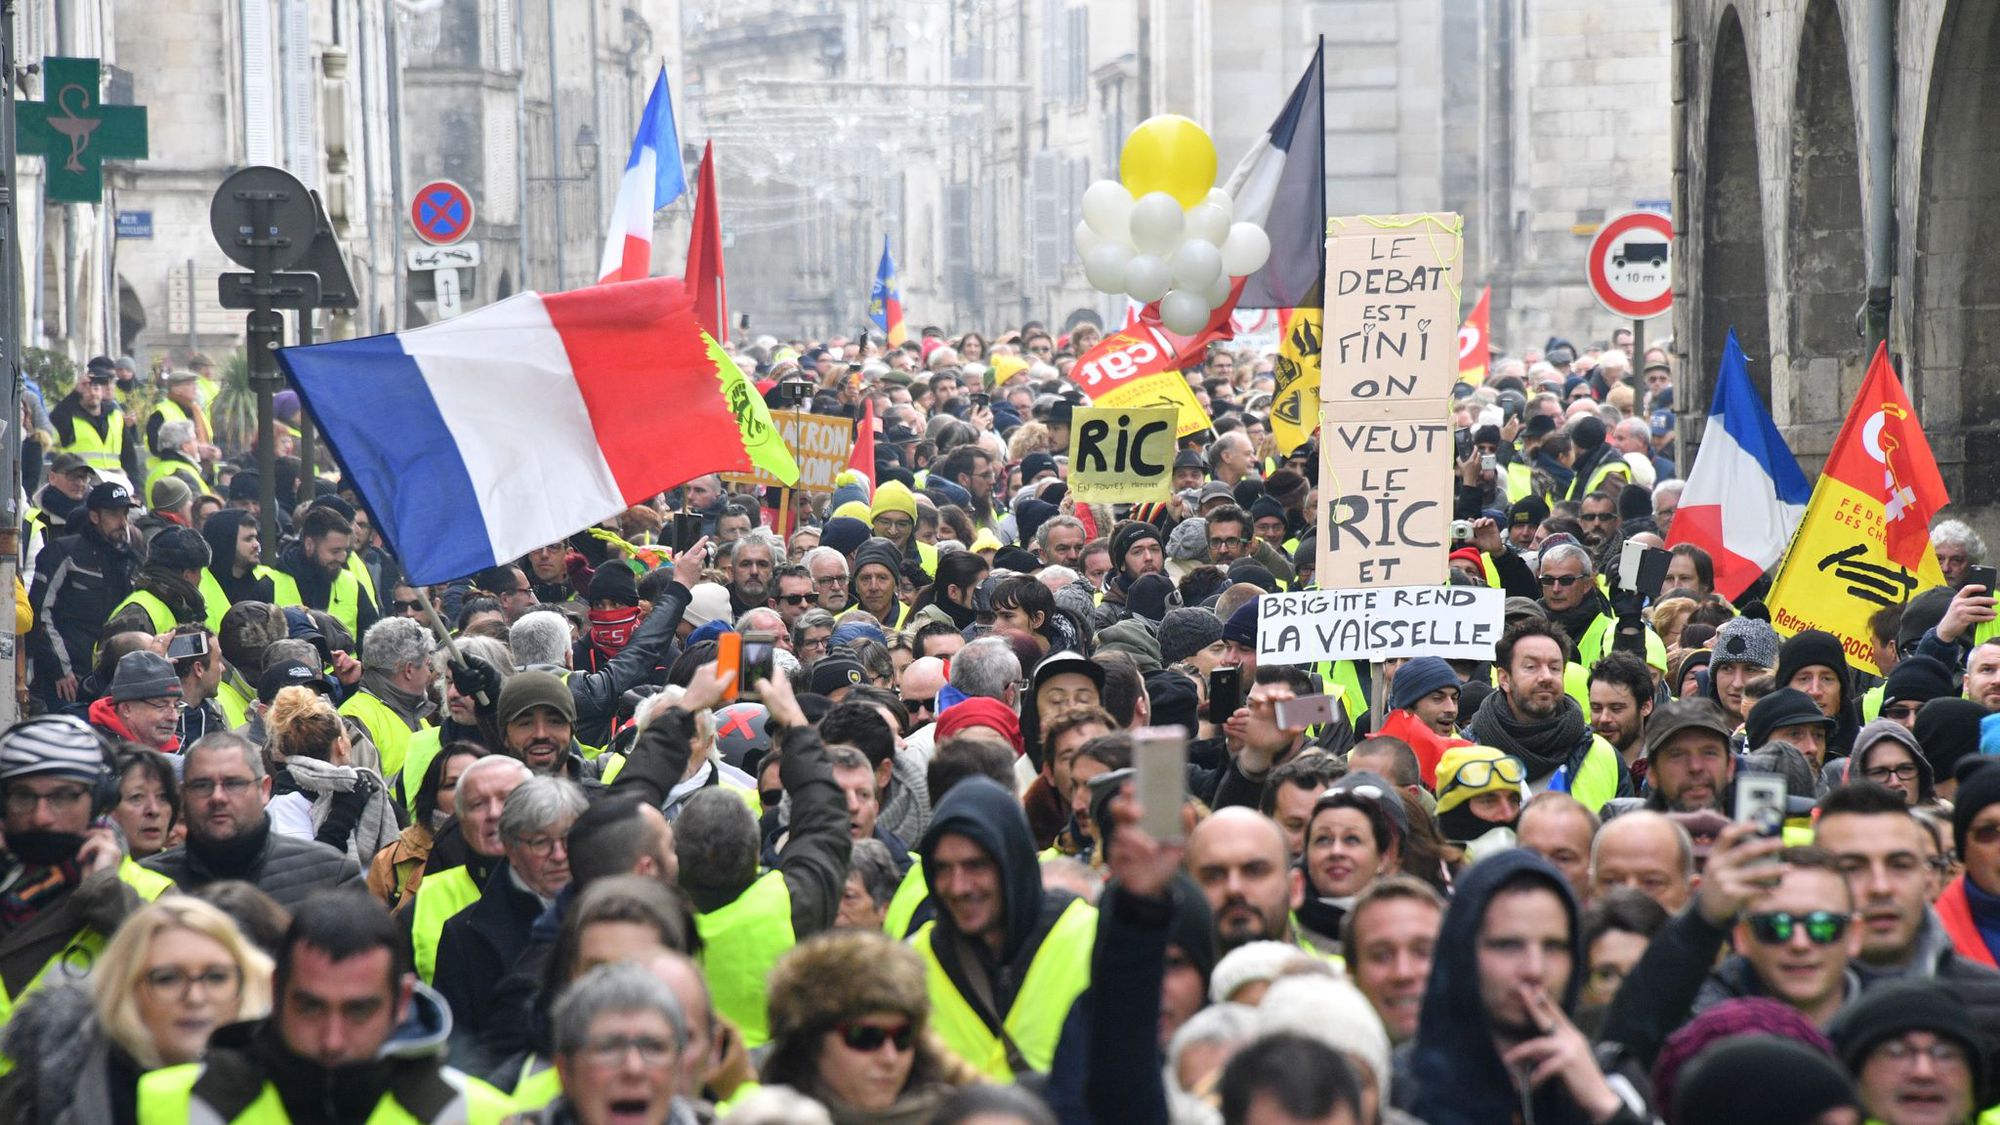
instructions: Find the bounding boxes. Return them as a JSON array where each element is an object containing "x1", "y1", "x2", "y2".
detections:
[{"x1": 417, "y1": 594, "x2": 488, "y2": 708}]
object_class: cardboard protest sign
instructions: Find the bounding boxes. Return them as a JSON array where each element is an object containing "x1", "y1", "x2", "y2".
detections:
[
  {"x1": 722, "y1": 412, "x2": 854, "y2": 491},
  {"x1": 1317, "y1": 214, "x2": 1461, "y2": 592},
  {"x1": 1070, "y1": 323, "x2": 1213, "y2": 437},
  {"x1": 1256, "y1": 585, "x2": 1503, "y2": 665},
  {"x1": 1067, "y1": 406, "x2": 1178, "y2": 504}
]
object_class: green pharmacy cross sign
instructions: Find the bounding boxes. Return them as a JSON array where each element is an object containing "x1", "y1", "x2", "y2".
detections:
[{"x1": 17, "y1": 57, "x2": 148, "y2": 203}]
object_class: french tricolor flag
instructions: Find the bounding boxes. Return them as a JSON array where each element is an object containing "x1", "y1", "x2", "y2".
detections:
[
  {"x1": 596, "y1": 67, "x2": 686, "y2": 285},
  {"x1": 275, "y1": 278, "x2": 796, "y2": 586},
  {"x1": 1668, "y1": 328, "x2": 1811, "y2": 600}
]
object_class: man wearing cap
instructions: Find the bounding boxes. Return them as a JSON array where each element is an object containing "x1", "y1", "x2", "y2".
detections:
[
  {"x1": 1744, "y1": 687, "x2": 1839, "y2": 772},
  {"x1": 87, "y1": 648, "x2": 185, "y2": 753},
  {"x1": 1092, "y1": 521, "x2": 1165, "y2": 627},
  {"x1": 28, "y1": 481, "x2": 138, "y2": 708},
  {"x1": 32, "y1": 452, "x2": 96, "y2": 540},
  {"x1": 104, "y1": 524, "x2": 211, "y2": 637},
  {"x1": 1709, "y1": 616, "x2": 1782, "y2": 728},
  {"x1": 49, "y1": 359, "x2": 142, "y2": 487},
  {"x1": 1832, "y1": 979, "x2": 1988, "y2": 1125},
  {"x1": 1390, "y1": 656, "x2": 1461, "y2": 739},
  {"x1": 143, "y1": 731, "x2": 364, "y2": 909},
  {"x1": 500, "y1": 670, "x2": 604, "y2": 781},
  {"x1": 1634, "y1": 698, "x2": 1737, "y2": 814},
  {"x1": 143, "y1": 418, "x2": 210, "y2": 504},
  {"x1": 146, "y1": 365, "x2": 218, "y2": 466},
  {"x1": 1172, "y1": 449, "x2": 1206, "y2": 494},
  {"x1": 0, "y1": 714, "x2": 171, "y2": 1035}
]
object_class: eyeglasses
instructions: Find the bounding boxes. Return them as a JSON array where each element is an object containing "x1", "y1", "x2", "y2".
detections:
[
  {"x1": 815, "y1": 575, "x2": 848, "y2": 588},
  {"x1": 392, "y1": 599, "x2": 426, "y2": 614},
  {"x1": 1882, "y1": 704, "x2": 1921, "y2": 722},
  {"x1": 904, "y1": 696, "x2": 934, "y2": 714},
  {"x1": 516, "y1": 833, "x2": 567, "y2": 857},
  {"x1": 1863, "y1": 762, "x2": 1921, "y2": 783},
  {"x1": 1538, "y1": 573, "x2": 1586, "y2": 589},
  {"x1": 1445, "y1": 757, "x2": 1526, "y2": 790},
  {"x1": 183, "y1": 777, "x2": 258, "y2": 799},
  {"x1": 1746, "y1": 910, "x2": 1850, "y2": 946},
  {"x1": 4, "y1": 785, "x2": 90, "y2": 814},
  {"x1": 874, "y1": 517, "x2": 914, "y2": 532},
  {"x1": 1876, "y1": 1038, "x2": 1968, "y2": 1068},
  {"x1": 1580, "y1": 512, "x2": 1617, "y2": 523},
  {"x1": 143, "y1": 966, "x2": 242, "y2": 1000},
  {"x1": 583, "y1": 1034, "x2": 675, "y2": 1068},
  {"x1": 1208, "y1": 536, "x2": 1249, "y2": 549},
  {"x1": 837, "y1": 1021, "x2": 915, "y2": 1053},
  {"x1": 777, "y1": 593, "x2": 812, "y2": 605}
]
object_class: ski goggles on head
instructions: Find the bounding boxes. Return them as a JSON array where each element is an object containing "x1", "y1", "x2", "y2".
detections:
[
  {"x1": 1445, "y1": 757, "x2": 1526, "y2": 791},
  {"x1": 1746, "y1": 910, "x2": 1850, "y2": 946}
]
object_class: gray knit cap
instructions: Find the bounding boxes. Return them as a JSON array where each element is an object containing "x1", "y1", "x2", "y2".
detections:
[
  {"x1": 1710, "y1": 617, "x2": 1781, "y2": 671},
  {"x1": 1159, "y1": 607, "x2": 1224, "y2": 666},
  {"x1": 110, "y1": 650, "x2": 184, "y2": 702},
  {"x1": 0, "y1": 714, "x2": 106, "y2": 785}
]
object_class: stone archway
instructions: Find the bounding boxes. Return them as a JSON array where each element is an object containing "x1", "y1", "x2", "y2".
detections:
[
  {"x1": 1913, "y1": 0, "x2": 2000, "y2": 501},
  {"x1": 1699, "y1": 6, "x2": 1772, "y2": 407},
  {"x1": 1785, "y1": 0, "x2": 1865, "y2": 430}
]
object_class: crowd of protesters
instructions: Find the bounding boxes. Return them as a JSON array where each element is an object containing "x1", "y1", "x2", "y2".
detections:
[{"x1": 0, "y1": 322, "x2": 1994, "y2": 1125}]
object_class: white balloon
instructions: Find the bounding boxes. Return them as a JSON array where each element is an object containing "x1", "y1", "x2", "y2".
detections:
[
  {"x1": 1221, "y1": 222, "x2": 1273, "y2": 277},
  {"x1": 1074, "y1": 220, "x2": 1103, "y2": 259},
  {"x1": 1184, "y1": 203, "x2": 1231, "y2": 247},
  {"x1": 1124, "y1": 253, "x2": 1173, "y2": 303},
  {"x1": 1159, "y1": 289, "x2": 1213, "y2": 335},
  {"x1": 1205, "y1": 187, "x2": 1235, "y2": 221},
  {"x1": 1082, "y1": 180, "x2": 1134, "y2": 244},
  {"x1": 1204, "y1": 273, "x2": 1234, "y2": 308},
  {"x1": 1170, "y1": 239, "x2": 1224, "y2": 291},
  {"x1": 1083, "y1": 242, "x2": 1134, "y2": 294},
  {"x1": 1128, "y1": 192, "x2": 1186, "y2": 256}
]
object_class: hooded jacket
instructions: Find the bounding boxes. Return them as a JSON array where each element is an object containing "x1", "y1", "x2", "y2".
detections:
[
  {"x1": 1839, "y1": 718, "x2": 1935, "y2": 803},
  {"x1": 201, "y1": 509, "x2": 276, "y2": 606},
  {"x1": 919, "y1": 778, "x2": 1082, "y2": 1013},
  {"x1": 1406, "y1": 850, "x2": 1644, "y2": 1125}
]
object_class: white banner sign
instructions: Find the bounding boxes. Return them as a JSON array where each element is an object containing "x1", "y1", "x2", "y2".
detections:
[{"x1": 1256, "y1": 585, "x2": 1503, "y2": 665}]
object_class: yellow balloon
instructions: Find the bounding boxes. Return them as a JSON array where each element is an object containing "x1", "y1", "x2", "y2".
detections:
[{"x1": 1119, "y1": 115, "x2": 1217, "y2": 210}]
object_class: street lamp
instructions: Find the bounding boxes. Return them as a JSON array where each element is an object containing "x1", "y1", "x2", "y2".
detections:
[{"x1": 530, "y1": 120, "x2": 603, "y2": 290}]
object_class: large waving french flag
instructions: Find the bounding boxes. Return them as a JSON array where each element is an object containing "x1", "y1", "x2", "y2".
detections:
[
  {"x1": 1668, "y1": 329, "x2": 1811, "y2": 600},
  {"x1": 596, "y1": 67, "x2": 686, "y2": 285},
  {"x1": 275, "y1": 279, "x2": 795, "y2": 586}
]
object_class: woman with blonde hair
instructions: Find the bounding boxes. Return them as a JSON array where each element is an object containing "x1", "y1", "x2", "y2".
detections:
[
  {"x1": 0, "y1": 896, "x2": 272, "y2": 1123},
  {"x1": 759, "y1": 929, "x2": 980, "y2": 1124},
  {"x1": 1648, "y1": 595, "x2": 1697, "y2": 652},
  {"x1": 265, "y1": 684, "x2": 399, "y2": 866}
]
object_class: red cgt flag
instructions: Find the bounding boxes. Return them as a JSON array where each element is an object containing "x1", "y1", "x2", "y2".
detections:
[
  {"x1": 1458, "y1": 286, "x2": 1490, "y2": 384},
  {"x1": 684, "y1": 141, "x2": 728, "y2": 344},
  {"x1": 1822, "y1": 342, "x2": 1949, "y2": 572},
  {"x1": 848, "y1": 396, "x2": 877, "y2": 480}
]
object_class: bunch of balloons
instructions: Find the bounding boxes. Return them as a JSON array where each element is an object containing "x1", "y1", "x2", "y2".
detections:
[{"x1": 1074, "y1": 114, "x2": 1273, "y2": 335}]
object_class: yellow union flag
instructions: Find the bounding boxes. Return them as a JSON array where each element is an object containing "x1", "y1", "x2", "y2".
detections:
[
  {"x1": 1766, "y1": 348, "x2": 1947, "y2": 676},
  {"x1": 1270, "y1": 305, "x2": 1322, "y2": 456}
]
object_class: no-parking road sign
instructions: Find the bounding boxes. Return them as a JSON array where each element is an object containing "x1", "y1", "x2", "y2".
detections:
[
  {"x1": 1586, "y1": 210, "x2": 1673, "y2": 320},
  {"x1": 411, "y1": 180, "x2": 475, "y2": 246}
]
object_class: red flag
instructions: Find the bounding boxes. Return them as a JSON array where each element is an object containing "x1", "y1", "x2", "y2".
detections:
[
  {"x1": 1458, "y1": 286, "x2": 1490, "y2": 383},
  {"x1": 848, "y1": 397, "x2": 877, "y2": 480},
  {"x1": 684, "y1": 142, "x2": 728, "y2": 344},
  {"x1": 1822, "y1": 342, "x2": 1950, "y2": 572}
]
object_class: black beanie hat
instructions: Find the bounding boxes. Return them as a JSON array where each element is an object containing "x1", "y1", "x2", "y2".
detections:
[
  {"x1": 1618, "y1": 482, "x2": 1653, "y2": 520},
  {"x1": 1881, "y1": 655, "x2": 1957, "y2": 711},
  {"x1": 1898, "y1": 586, "x2": 1956, "y2": 650},
  {"x1": 819, "y1": 516, "x2": 870, "y2": 557},
  {"x1": 1954, "y1": 761, "x2": 2000, "y2": 856},
  {"x1": 147, "y1": 525, "x2": 212, "y2": 572},
  {"x1": 587, "y1": 562, "x2": 639, "y2": 606},
  {"x1": 1127, "y1": 572, "x2": 1173, "y2": 623},
  {"x1": 1571, "y1": 415, "x2": 1608, "y2": 451},
  {"x1": 1916, "y1": 697, "x2": 1986, "y2": 780},
  {"x1": 1110, "y1": 521, "x2": 1163, "y2": 576},
  {"x1": 1744, "y1": 687, "x2": 1834, "y2": 751},
  {"x1": 1830, "y1": 979, "x2": 1989, "y2": 1108},
  {"x1": 1671, "y1": 1036, "x2": 1858, "y2": 1125},
  {"x1": 1776, "y1": 629, "x2": 1851, "y2": 695}
]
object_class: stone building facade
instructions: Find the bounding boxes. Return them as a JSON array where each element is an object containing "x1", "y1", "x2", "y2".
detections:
[{"x1": 1673, "y1": 0, "x2": 2000, "y2": 540}]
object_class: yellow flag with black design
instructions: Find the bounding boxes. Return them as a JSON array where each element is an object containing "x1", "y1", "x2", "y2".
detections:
[{"x1": 1270, "y1": 302, "x2": 1322, "y2": 456}]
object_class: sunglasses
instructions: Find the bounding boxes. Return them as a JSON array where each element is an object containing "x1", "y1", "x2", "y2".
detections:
[
  {"x1": 1539, "y1": 573, "x2": 1586, "y2": 589},
  {"x1": 776, "y1": 594, "x2": 812, "y2": 605},
  {"x1": 904, "y1": 696, "x2": 935, "y2": 713},
  {"x1": 392, "y1": 599, "x2": 426, "y2": 613},
  {"x1": 837, "y1": 1021, "x2": 914, "y2": 1053},
  {"x1": 759, "y1": 788, "x2": 783, "y2": 809},
  {"x1": 1746, "y1": 910, "x2": 1850, "y2": 946},
  {"x1": 1579, "y1": 512, "x2": 1617, "y2": 523},
  {"x1": 1446, "y1": 757, "x2": 1526, "y2": 790}
]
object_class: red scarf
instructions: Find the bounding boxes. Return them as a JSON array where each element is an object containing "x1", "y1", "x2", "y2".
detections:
[{"x1": 589, "y1": 606, "x2": 641, "y2": 654}]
